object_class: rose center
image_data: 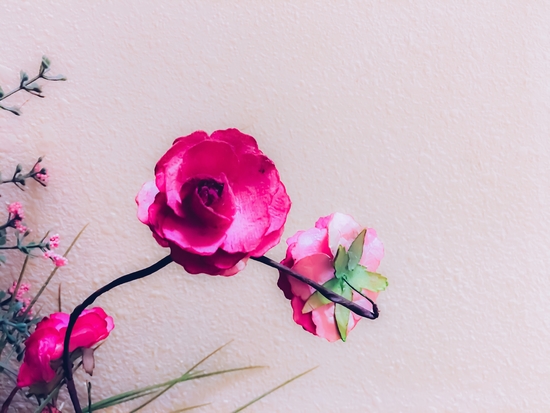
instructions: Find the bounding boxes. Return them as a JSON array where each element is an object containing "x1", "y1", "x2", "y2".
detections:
[{"x1": 197, "y1": 179, "x2": 224, "y2": 206}]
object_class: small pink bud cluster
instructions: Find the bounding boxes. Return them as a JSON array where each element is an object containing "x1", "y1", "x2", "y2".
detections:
[
  {"x1": 8, "y1": 281, "x2": 30, "y2": 300},
  {"x1": 8, "y1": 281, "x2": 32, "y2": 315},
  {"x1": 33, "y1": 164, "x2": 49, "y2": 184},
  {"x1": 7, "y1": 202, "x2": 24, "y2": 219},
  {"x1": 48, "y1": 234, "x2": 60, "y2": 249},
  {"x1": 43, "y1": 250, "x2": 68, "y2": 267},
  {"x1": 41, "y1": 406, "x2": 61, "y2": 413},
  {"x1": 43, "y1": 234, "x2": 67, "y2": 267},
  {"x1": 7, "y1": 202, "x2": 28, "y2": 233}
]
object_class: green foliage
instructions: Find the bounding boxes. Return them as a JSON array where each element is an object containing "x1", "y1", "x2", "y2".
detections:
[
  {"x1": 333, "y1": 245, "x2": 348, "y2": 277},
  {"x1": 0, "y1": 56, "x2": 66, "y2": 116},
  {"x1": 347, "y1": 229, "x2": 366, "y2": 271},
  {"x1": 335, "y1": 283, "x2": 352, "y2": 341},
  {"x1": 0, "y1": 227, "x2": 84, "y2": 411},
  {"x1": 346, "y1": 266, "x2": 388, "y2": 292},
  {"x1": 81, "y1": 343, "x2": 263, "y2": 412},
  {"x1": 230, "y1": 367, "x2": 317, "y2": 413},
  {"x1": 302, "y1": 230, "x2": 388, "y2": 341},
  {"x1": 302, "y1": 278, "x2": 340, "y2": 313},
  {"x1": 1, "y1": 157, "x2": 48, "y2": 189},
  {"x1": 0, "y1": 257, "x2": 40, "y2": 368}
]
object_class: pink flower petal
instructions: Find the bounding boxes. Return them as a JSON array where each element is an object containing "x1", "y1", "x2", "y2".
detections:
[
  {"x1": 169, "y1": 246, "x2": 247, "y2": 275},
  {"x1": 286, "y1": 226, "x2": 330, "y2": 262},
  {"x1": 222, "y1": 155, "x2": 282, "y2": 253},
  {"x1": 288, "y1": 253, "x2": 335, "y2": 300},
  {"x1": 250, "y1": 183, "x2": 291, "y2": 256},
  {"x1": 326, "y1": 212, "x2": 362, "y2": 256},
  {"x1": 311, "y1": 303, "x2": 340, "y2": 342},
  {"x1": 277, "y1": 274, "x2": 316, "y2": 335},
  {"x1": 210, "y1": 129, "x2": 260, "y2": 155},
  {"x1": 136, "y1": 181, "x2": 159, "y2": 225},
  {"x1": 156, "y1": 131, "x2": 210, "y2": 192},
  {"x1": 359, "y1": 228, "x2": 384, "y2": 272},
  {"x1": 163, "y1": 141, "x2": 239, "y2": 217}
]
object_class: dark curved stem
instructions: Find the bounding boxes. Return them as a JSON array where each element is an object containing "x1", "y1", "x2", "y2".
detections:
[
  {"x1": 1, "y1": 386, "x2": 19, "y2": 413},
  {"x1": 343, "y1": 278, "x2": 379, "y2": 319},
  {"x1": 251, "y1": 256, "x2": 378, "y2": 319},
  {"x1": 62, "y1": 255, "x2": 173, "y2": 413}
]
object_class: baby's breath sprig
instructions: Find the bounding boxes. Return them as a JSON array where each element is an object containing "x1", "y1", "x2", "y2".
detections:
[
  {"x1": 0, "y1": 56, "x2": 66, "y2": 116},
  {"x1": 0, "y1": 157, "x2": 49, "y2": 190}
]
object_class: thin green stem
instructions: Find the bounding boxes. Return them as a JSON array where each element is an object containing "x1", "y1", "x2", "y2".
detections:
[
  {"x1": 231, "y1": 367, "x2": 317, "y2": 413},
  {"x1": 129, "y1": 341, "x2": 233, "y2": 413},
  {"x1": 0, "y1": 244, "x2": 44, "y2": 251},
  {"x1": 0, "y1": 57, "x2": 66, "y2": 115},
  {"x1": 0, "y1": 73, "x2": 40, "y2": 101}
]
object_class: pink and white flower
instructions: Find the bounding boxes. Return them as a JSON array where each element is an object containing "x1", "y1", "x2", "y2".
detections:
[{"x1": 277, "y1": 213, "x2": 386, "y2": 342}]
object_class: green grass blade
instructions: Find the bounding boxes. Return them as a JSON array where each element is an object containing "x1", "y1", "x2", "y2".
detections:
[
  {"x1": 185, "y1": 340, "x2": 233, "y2": 375},
  {"x1": 83, "y1": 390, "x2": 159, "y2": 412},
  {"x1": 87, "y1": 366, "x2": 261, "y2": 411},
  {"x1": 231, "y1": 367, "x2": 317, "y2": 413},
  {"x1": 129, "y1": 388, "x2": 170, "y2": 413},
  {"x1": 57, "y1": 283, "x2": 62, "y2": 312},
  {"x1": 33, "y1": 381, "x2": 63, "y2": 413},
  {"x1": 86, "y1": 343, "x2": 262, "y2": 412},
  {"x1": 188, "y1": 366, "x2": 264, "y2": 382},
  {"x1": 92, "y1": 342, "x2": 234, "y2": 412},
  {"x1": 170, "y1": 403, "x2": 211, "y2": 412},
  {"x1": 127, "y1": 340, "x2": 235, "y2": 411},
  {"x1": 9, "y1": 255, "x2": 30, "y2": 306}
]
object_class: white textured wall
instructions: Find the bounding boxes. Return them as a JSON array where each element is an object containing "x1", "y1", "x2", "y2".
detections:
[{"x1": 2, "y1": 1, "x2": 550, "y2": 412}]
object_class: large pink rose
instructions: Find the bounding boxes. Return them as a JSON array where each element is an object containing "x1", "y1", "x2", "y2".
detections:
[
  {"x1": 277, "y1": 213, "x2": 387, "y2": 342},
  {"x1": 17, "y1": 307, "x2": 114, "y2": 388},
  {"x1": 136, "y1": 129, "x2": 291, "y2": 276}
]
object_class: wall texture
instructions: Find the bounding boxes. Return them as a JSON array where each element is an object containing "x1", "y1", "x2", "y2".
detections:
[{"x1": 2, "y1": 1, "x2": 550, "y2": 412}]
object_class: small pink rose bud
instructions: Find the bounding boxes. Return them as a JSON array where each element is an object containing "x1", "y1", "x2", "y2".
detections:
[
  {"x1": 7, "y1": 202, "x2": 24, "y2": 220},
  {"x1": 48, "y1": 234, "x2": 60, "y2": 249},
  {"x1": 7, "y1": 281, "x2": 30, "y2": 300},
  {"x1": 15, "y1": 221, "x2": 28, "y2": 233},
  {"x1": 43, "y1": 251, "x2": 67, "y2": 267},
  {"x1": 33, "y1": 164, "x2": 49, "y2": 184},
  {"x1": 51, "y1": 254, "x2": 67, "y2": 267}
]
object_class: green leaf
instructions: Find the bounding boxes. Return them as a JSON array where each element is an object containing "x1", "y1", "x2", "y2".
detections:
[
  {"x1": 347, "y1": 229, "x2": 366, "y2": 271},
  {"x1": 0, "y1": 86, "x2": 3, "y2": 98},
  {"x1": 0, "y1": 104, "x2": 21, "y2": 116},
  {"x1": 43, "y1": 73, "x2": 67, "y2": 81},
  {"x1": 333, "y1": 245, "x2": 348, "y2": 278},
  {"x1": 170, "y1": 403, "x2": 211, "y2": 413},
  {"x1": 302, "y1": 278, "x2": 341, "y2": 313},
  {"x1": 25, "y1": 82, "x2": 42, "y2": 94},
  {"x1": 346, "y1": 265, "x2": 388, "y2": 292},
  {"x1": 40, "y1": 56, "x2": 51, "y2": 73},
  {"x1": 335, "y1": 283, "x2": 352, "y2": 341},
  {"x1": 20, "y1": 71, "x2": 28, "y2": 86}
]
